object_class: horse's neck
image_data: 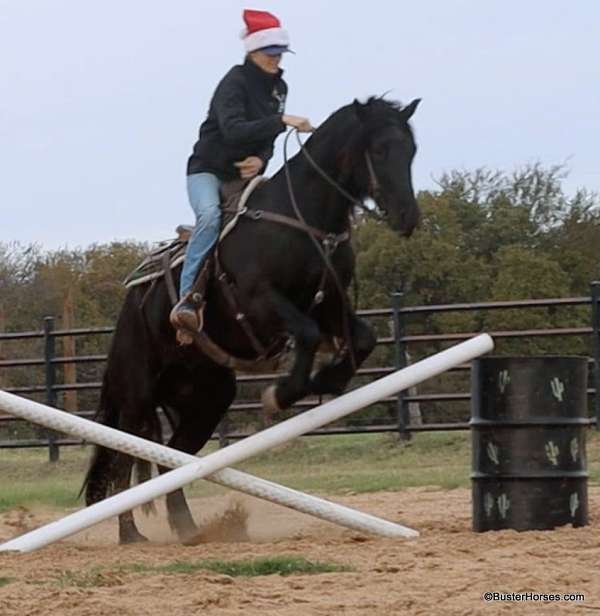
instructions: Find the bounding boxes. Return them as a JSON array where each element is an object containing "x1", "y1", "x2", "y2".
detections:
[{"x1": 269, "y1": 133, "x2": 358, "y2": 234}]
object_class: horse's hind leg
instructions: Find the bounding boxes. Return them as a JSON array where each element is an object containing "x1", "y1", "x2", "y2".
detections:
[
  {"x1": 310, "y1": 314, "x2": 376, "y2": 396},
  {"x1": 158, "y1": 367, "x2": 236, "y2": 542},
  {"x1": 112, "y1": 452, "x2": 150, "y2": 544},
  {"x1": 111, "y1": 400, "x2": 159, "y2": 544}
]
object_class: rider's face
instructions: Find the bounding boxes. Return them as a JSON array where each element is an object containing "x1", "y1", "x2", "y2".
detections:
[{"x1": 250, "y1": 51, "x2": 282, "y2": 74}]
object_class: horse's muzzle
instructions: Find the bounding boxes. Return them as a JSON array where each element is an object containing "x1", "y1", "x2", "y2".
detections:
[{"x1": 390, "y1": 204, "x2": 420, "y2": 238}]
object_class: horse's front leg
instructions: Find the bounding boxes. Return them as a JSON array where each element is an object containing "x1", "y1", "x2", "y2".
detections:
[
  {"x1": 310, "y1": 314, "x2": 376, "y2": 396},
  {"x1": 262, "y1": 293, "x2": 322, "y2": 414}
]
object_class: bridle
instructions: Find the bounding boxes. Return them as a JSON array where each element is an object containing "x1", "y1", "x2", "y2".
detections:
[
  {"x1": 364, "y1": 151, "x2": 383, "y2": 207},
  {"x1": 294, "y1": 130, "x2": 386, "y2": 221}
]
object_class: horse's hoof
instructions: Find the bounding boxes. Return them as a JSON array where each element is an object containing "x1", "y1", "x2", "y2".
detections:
[
  {"x1": 119, "y1": 530, "x2": 149, "y2": 545},
  {"x1": 310, "y1": 368, "x2": 347, "y2": 397},
  {"x1": 262, "y1": 385, "x2": 282, "y2": 417},
  {"x1": 181, "y1": 531, "x2": 206, "y2": 546},
  {"x1": 173, "y1": 519, "x2": 200, "y2": 545}
]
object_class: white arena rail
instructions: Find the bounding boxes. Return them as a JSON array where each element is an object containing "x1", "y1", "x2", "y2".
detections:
[{"x1": 0, "y1": 334, "x2": 493, "y2": 552}]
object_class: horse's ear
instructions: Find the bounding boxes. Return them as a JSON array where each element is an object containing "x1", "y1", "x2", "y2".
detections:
[
  {"x1": 353, "y1": 98, "x2": 367, "y2": 122},
  {"x1": 400, "y1": 98, "x2": 421, "y2": 121}
]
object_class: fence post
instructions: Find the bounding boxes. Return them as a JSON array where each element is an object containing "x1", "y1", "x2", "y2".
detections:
[
  {"x1": 62, "y1": 290, "x2": 78, "y2": 413},
  {"x1": 391, "y1": 292, "x2": 411, "y2": 441},
  {"x1": 591, "y1": 282, "x2": 600, "y2": 430},
  {"x1": 0, "y1": 303, "x2": 5, "y2": 389},
  {"x1": 43, "y1": 316, "x2": 60, "y2": 462}
]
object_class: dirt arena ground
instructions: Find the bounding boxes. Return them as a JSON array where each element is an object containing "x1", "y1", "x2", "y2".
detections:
[{"x1": 1, "y1": 487, "x2": 599, "y2": 615}]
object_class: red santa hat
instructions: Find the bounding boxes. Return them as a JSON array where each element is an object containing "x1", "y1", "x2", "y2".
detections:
[{"x1": 240, "y1": 9, "x2": 292, "y2": 54}]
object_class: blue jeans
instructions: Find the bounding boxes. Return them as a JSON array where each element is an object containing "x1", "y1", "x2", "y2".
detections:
[{"x1": 179, "y1": 173, "x2": 223, "y2": 297}]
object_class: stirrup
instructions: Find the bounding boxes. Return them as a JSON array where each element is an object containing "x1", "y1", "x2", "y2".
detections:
[{"x1": 170, "y1": 297, "x2": 205, "y2": 345}]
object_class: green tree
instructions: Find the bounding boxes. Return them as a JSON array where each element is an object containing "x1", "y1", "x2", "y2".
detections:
[
  {"x1": 542, "y1": 193, "x2": 600, "y2": 294},
  {"x1": 484, "y1": 246, "x2": 582, "y2": 353}
]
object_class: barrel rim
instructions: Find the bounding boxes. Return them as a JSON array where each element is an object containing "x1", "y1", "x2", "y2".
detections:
[
  {"x1": 471, "y1": 471, "x2": 589, "y2": 479},
  {"x1": 470, "y1": 418, "x2": 593, "y2": 426}
]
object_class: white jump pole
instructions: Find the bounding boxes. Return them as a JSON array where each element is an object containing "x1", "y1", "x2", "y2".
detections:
[
  {"x1": 0, "y1": 334, "x2": 493, "y2": 552},
  {"x1": 0, "y1": 399, "x2": 418, "y2": 540}
]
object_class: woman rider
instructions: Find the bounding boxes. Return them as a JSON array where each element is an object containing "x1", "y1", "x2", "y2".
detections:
[{"x1": 171, "y1": 9, "x2": 314, "y2": 333}]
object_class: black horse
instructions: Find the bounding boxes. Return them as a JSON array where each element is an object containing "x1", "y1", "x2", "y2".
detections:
[{"x1": 84, "y1": 97, "x2": 421, "y2": 543}]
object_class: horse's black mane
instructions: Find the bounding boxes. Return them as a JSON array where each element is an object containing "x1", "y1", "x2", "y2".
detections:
[
  {"x1": 275, "y1": 95, "x2": 416, "y2": 198},
  {"x1": 358, "y1": 97, "x2": 414, "y2": 131},
  {"x1": 312, "y1": 96, "x2": 413, "y2": 144},
  {"x1": 362, "y1": 96, "x2": 405, "y2": 113}
]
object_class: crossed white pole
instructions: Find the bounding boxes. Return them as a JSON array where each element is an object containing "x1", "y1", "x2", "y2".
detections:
[{"x1": 0, "y1": 334, "x2": 493, "y2": 552}]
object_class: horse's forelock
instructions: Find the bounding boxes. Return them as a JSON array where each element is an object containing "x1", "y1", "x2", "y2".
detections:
[{"x1": 362, "y1": 97, "x2": 413, "y2": 130}]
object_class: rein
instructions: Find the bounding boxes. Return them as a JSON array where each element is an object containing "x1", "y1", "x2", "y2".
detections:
[
  {"x1": 281, "y1": 128, "x2": 356, "y2": 370},
  {"x1": 239, "y1": 127, "x2": 383, "y2": 372},
  {"x1": 295, "y1": 131, "x2": 385, "y2": 221}
]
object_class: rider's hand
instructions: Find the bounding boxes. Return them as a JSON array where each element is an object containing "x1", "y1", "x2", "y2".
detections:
[
  {"x1": 234, "y1": 156, "x2": 264, "y2": 179},
  {"x1": 282, "y1": 114, "x2": 315, "y2": 133}
]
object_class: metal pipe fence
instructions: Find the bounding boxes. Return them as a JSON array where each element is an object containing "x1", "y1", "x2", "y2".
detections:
[{"x1": 0, "y1": 284, "x2": 598, "y2": 460}]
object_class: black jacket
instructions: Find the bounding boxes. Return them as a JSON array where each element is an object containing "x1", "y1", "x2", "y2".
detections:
[{"x1": 187, "y1": 58, "x2": 287, "y2": 180}]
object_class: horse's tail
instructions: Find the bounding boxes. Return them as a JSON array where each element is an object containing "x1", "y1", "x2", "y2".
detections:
[
  {"x1": 81, "y1": 283, "x2": 168, "y2": 509},
  {"x1": 80, "y1": 373, "x2": 165, "y2": 511},
  {"x1": 80, "y1": 374, "x2": 121, "y2": 505}
]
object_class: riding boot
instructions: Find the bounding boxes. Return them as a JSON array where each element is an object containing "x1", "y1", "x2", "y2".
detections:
[{"x1": 170, "y1": 293, "x2": 203, "y2": 334}]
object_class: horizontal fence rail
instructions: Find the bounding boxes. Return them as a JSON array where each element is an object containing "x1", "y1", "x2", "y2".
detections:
[{"x1": 0, "y1": 285, "x2": 599, "y2": 459}]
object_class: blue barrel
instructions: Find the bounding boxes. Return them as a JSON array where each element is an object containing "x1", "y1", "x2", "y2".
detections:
[{"x1": 471, "y1": 357, "x2": 589, "y2": 531}]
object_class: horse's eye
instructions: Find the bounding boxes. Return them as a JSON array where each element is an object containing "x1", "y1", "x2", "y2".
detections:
[{"x1": 372, "y1": 146, "x2": 386, "y2": 158}]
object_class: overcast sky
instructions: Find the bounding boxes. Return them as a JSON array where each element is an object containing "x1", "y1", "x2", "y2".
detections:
[{"x1": 2, "y1": 1, "x2": 599, "y2": 251}]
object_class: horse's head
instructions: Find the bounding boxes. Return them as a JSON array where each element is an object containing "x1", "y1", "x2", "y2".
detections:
[{"x1": 352, "y1": 97, "x2": 421, "y2": 237}]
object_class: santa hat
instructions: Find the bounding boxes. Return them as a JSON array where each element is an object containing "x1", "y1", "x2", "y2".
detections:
[{"x1": 240, "y1": 9, "x2": 292, "y2": 54}]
